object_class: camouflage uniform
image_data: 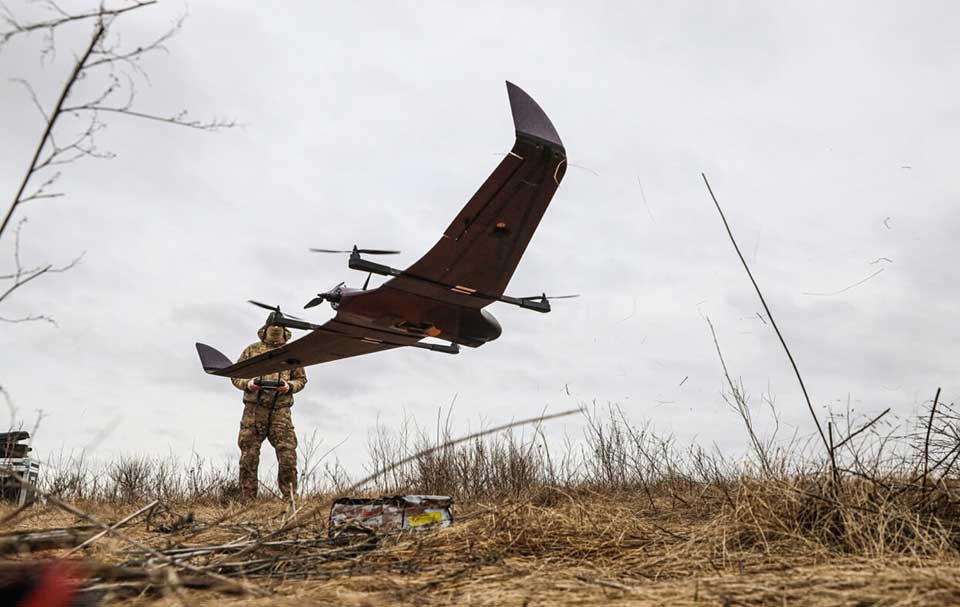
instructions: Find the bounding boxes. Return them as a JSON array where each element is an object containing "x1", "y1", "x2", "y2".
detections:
[{"x1": 231, "y1": 322, "x2": 307, "y2": 500}]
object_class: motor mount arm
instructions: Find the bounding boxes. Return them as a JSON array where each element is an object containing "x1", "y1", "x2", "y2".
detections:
[
  {"x1": 269, "y1": 315, "x2": 325, "y2": 331},
  {"x1": 413, "y1": 341, "x2": 460, "y2": 354},
  {"x1": 497, "y1": 294, "x2": 551, "y2": 313},
  {"x1": 348, "y1": 249, "x2": 552, "y2": 313},
  {"x1": 349, "y1": 250, "x2": 402, "y2": 277}
]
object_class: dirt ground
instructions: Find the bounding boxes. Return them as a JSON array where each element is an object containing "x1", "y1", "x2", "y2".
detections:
[{"x1": 4, "y1": 490, "x2": 960, "y2": 606}]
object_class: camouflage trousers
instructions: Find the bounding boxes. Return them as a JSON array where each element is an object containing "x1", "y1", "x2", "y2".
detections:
[{"x1": 238, "y1": 403, "x2": 298, "y2": 500}]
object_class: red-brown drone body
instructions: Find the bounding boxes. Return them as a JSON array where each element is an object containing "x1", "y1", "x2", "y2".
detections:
[{"x1": 196, "y1": 82, "x2": 569, "y2": 379}]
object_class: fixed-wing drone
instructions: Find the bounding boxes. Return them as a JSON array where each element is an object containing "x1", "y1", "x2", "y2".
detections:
[{"x1": 195, "y1": 82, "x2": 571, "y2": 379}]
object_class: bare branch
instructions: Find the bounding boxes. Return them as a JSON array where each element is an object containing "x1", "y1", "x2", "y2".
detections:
[
  {"x1": 35, "y1": 112, "x2": 115, "y2": 170},
  {"x1": 84, "y1": 11, "x2": 184, "y2": 79},
  {"x1": 0, "y1": 1, "x2": 157, "y2": 49},
  {"x1": 1, "y1": 253, "x2": 46, "y2": 286},
  {"x1": 0, "y1": 218, "x2": 83, "y2": 320},
  {"x1": 0, "y1": 263, "x2": 47, "y2": 303},
  {"x1": 2, "y1": 3, "x2": 234, "y2": 331},
  {"x1": 70, "y1": 71, "x2": 124, "y2": 110},
  {"x1": 3, "y1": 4, "x2": 235, "y2": 240},
  {"x1": 1, "y1": 20, "x2": 104, "y2": 239},
  {"x1": 9, "y1": 77, "x2": 47, "y2": 120},
  {"x1": 17, "y1": 169, "x2": 62, "y2": 205},
  {"x1": 0, "y1": 313, "x2": 57, "y2": 326},
  {"x1": 63, "y1": 105, "x2": 237, "y2": 131}
]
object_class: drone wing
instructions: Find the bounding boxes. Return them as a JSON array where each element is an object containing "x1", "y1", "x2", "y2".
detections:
[
  {"x1": 382, "y1": 81, "x2": 566, "y2": 308},
  {"x1": 195, "y1": 316, "x2": 423, "y2": 378},
  {"x1": 195, "y1": 82, "x2": 565, "y2": 377}
]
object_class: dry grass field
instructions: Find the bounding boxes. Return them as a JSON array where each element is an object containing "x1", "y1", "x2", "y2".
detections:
[
  {"x1": 4, "y1": 402, "x2": 960, "y2": 606},
  {"x1": 5, "y1": 484, "x2": 960, "y2": 606}
]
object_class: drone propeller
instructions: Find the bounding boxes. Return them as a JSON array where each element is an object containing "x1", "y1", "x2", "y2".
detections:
[
  {"x1": 303, "y1": 281, "x2": 346, "y2": 309},
  {"x1": 248, "y1": 299, "x2": 280, "y2": 313},
  {"x1": 309, "y1": 247, "x2": 400, "y2": 255},
  {"x1": 247, "y1": 300, "x2": 307, "y2": 321},
  {"x1": 519, "y1": 293, "x2": 580, "y2": 301}
]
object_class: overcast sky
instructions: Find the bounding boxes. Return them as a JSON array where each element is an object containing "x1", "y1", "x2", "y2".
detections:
[{"x1": 1, "y1": 1, "x2": 957, "y2": 476}]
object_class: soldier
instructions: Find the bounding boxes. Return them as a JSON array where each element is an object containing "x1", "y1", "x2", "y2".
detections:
[{"x1": 231, "y1": 318, "x2": 307, "y2": 500}]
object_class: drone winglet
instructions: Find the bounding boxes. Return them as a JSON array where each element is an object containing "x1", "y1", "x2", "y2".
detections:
[
  {"x1": 506, "y1": 81, "x2": 564, "y2": 151},
  {"x1": 195, "y1": 343, "x2": 234, "y2": 374}
]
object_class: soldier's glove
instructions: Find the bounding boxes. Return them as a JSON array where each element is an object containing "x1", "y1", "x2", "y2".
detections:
[
  {"x1": 246, "y1": 379, "x2": 261, "y2": 392},
  {"x1": 277, "y1": 380, "x2": 290, "y2": 394}
]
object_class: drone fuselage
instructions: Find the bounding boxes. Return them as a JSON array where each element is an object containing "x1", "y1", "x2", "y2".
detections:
[{"x1": 334, "y1": 287, "x2": 502, "y2": 348}]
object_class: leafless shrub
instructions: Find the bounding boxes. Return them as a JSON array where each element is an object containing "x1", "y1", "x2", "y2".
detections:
[
  {"x1": 107, "y1": 455, "x2": 151, "y2": 502},
  {"x1": 365, "y1": 410, "x2": 552, "y2": 499},
  {"x1": 1, "y1": 0, "x2": 234, "y2": 328},
  {"x1": 40, "y1": 451, "x2": 248, "y2": 504}
]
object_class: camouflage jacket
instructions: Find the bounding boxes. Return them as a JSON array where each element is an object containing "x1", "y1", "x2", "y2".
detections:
[{"x1": 230, "y1": 324, "x2": 307, "y2": 408}]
